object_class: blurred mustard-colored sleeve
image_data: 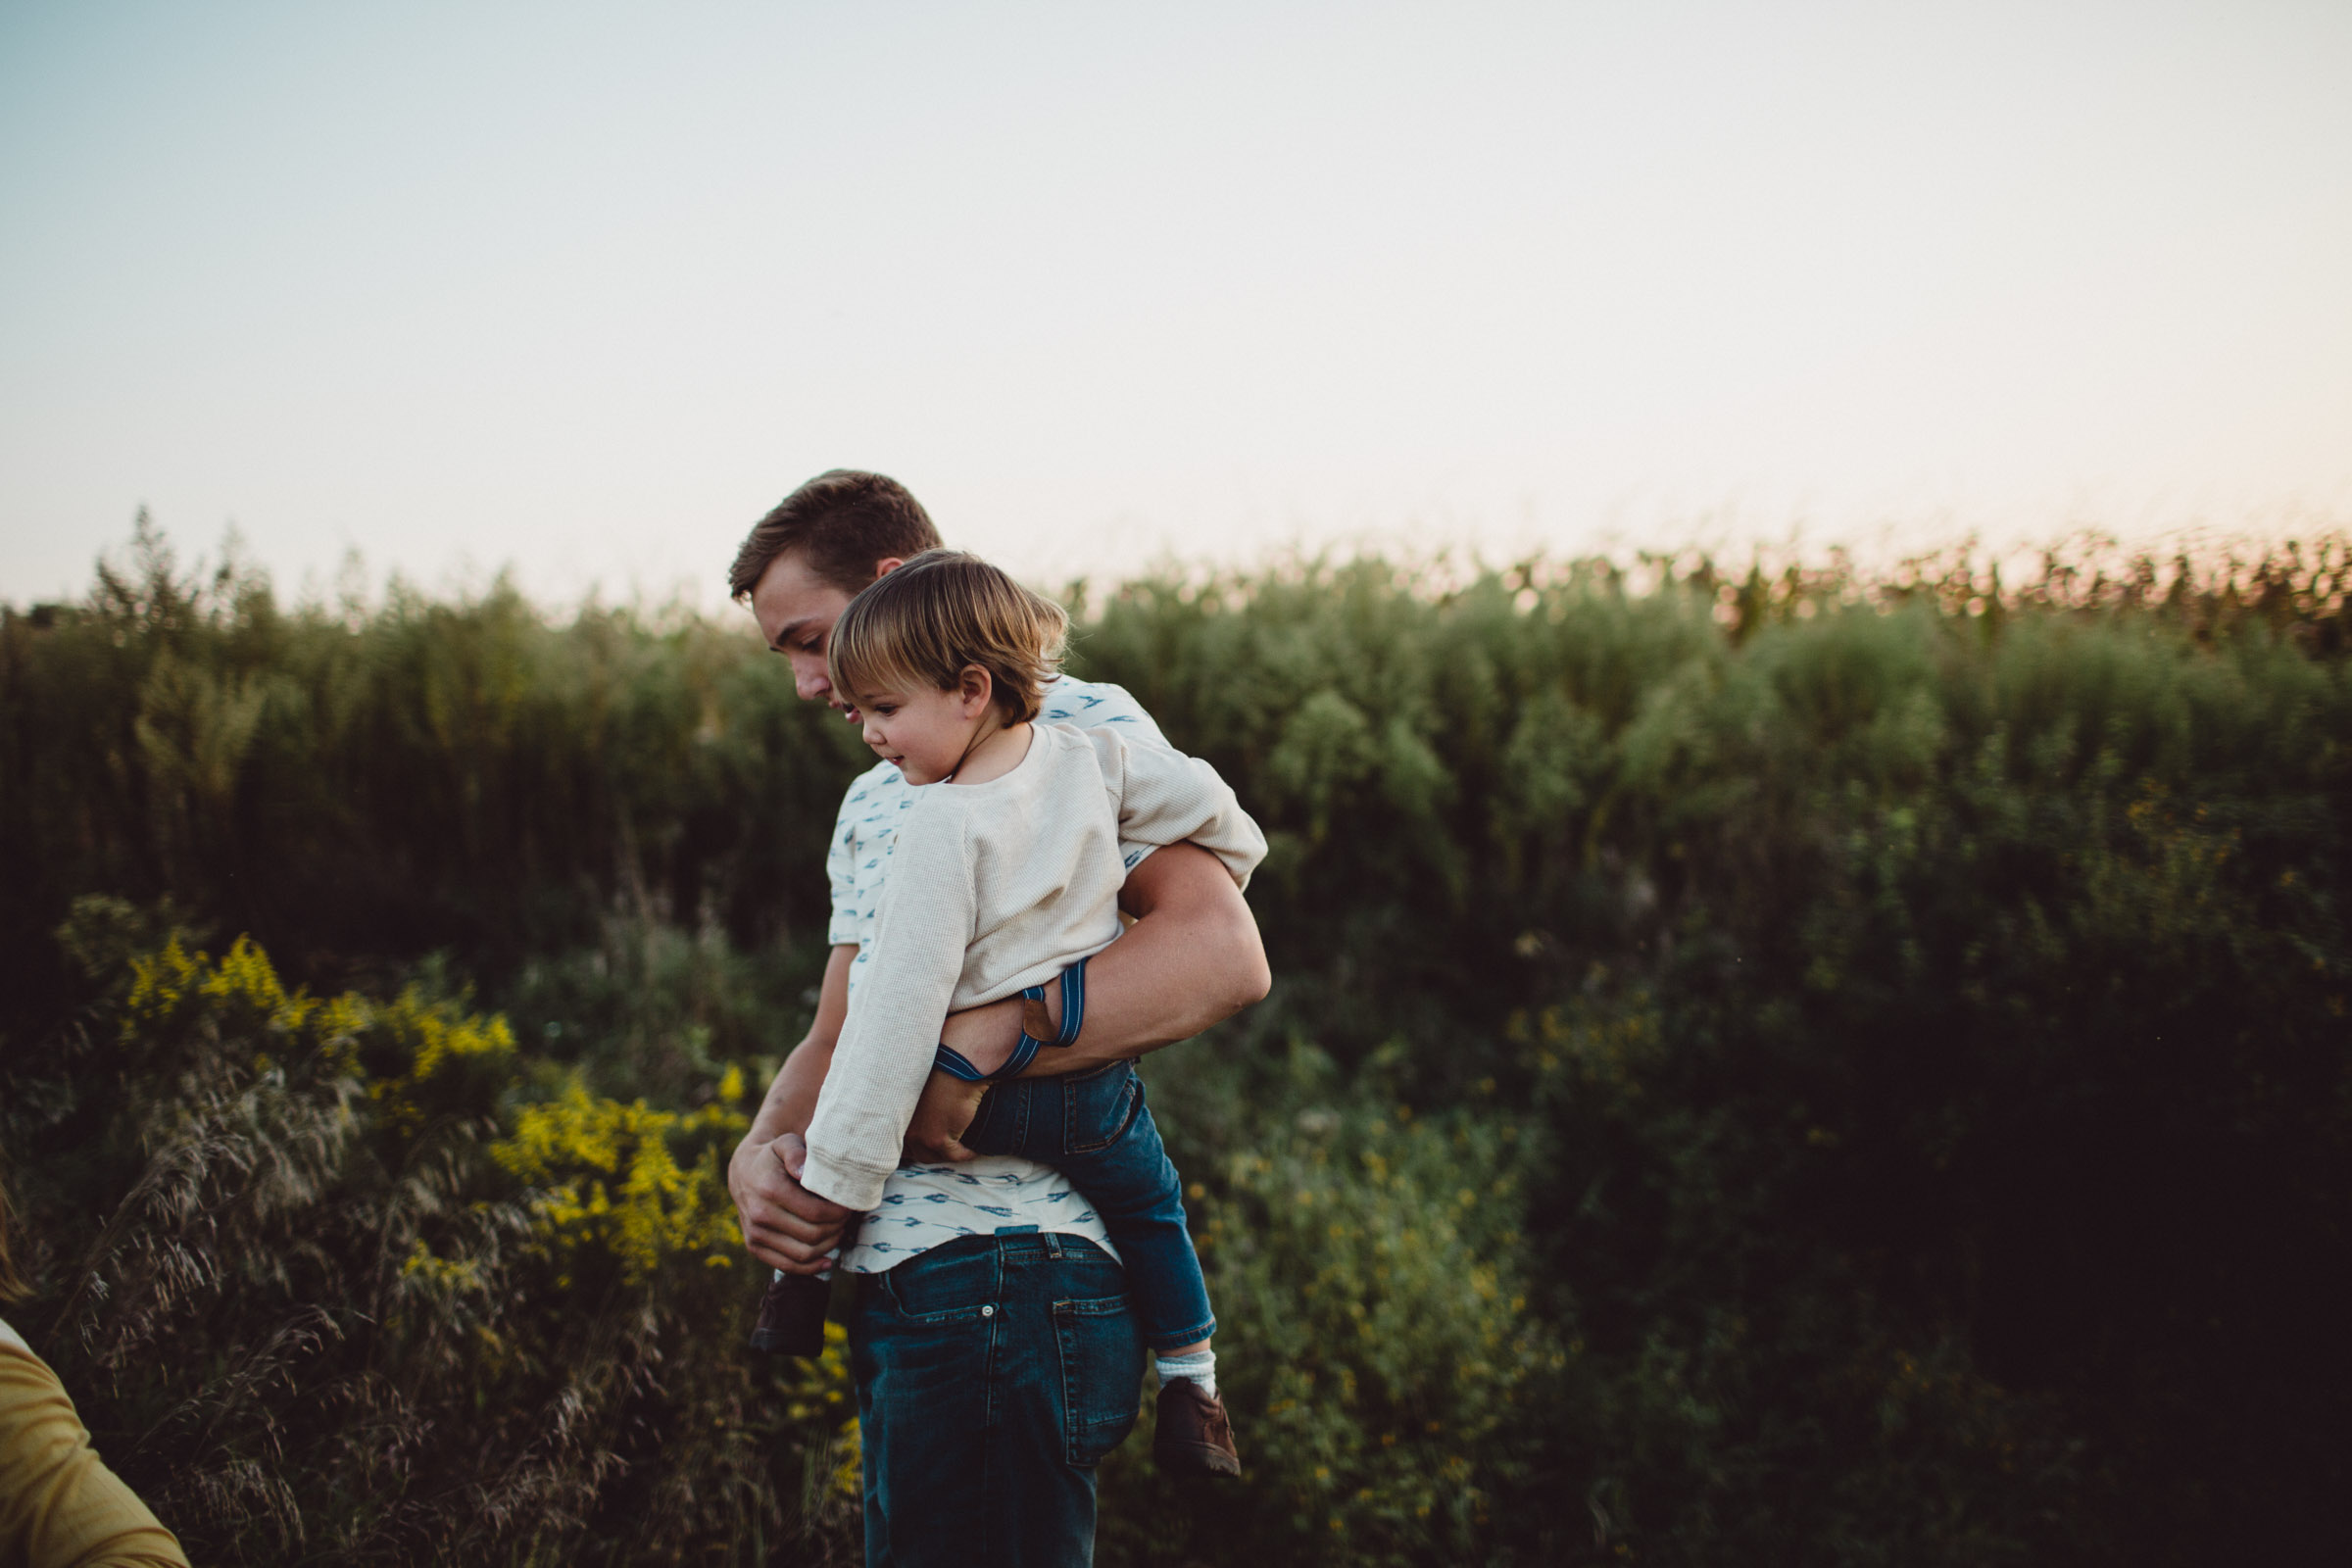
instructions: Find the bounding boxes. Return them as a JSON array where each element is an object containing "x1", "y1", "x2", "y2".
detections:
[{"x1": 0, "y1": 1323, "x2": 190, "y2": 1568}]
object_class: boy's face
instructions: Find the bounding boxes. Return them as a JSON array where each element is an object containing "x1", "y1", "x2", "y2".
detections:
[
  {"x1": 852, "y1": 676, "x2": 987, "y2": 785},
  {"x1": 749, "y1": 549, "x2": 858, "y2": 710}
]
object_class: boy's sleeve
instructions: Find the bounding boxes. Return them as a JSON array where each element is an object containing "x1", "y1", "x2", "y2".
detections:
[
  {"x1": 1091, "y1": 730, "x2": 1267, "y2": 891},
  {"x1": 1043, "y1": 680, "x2": 1176, "y2": 869},
  {"x1": 801, "y1": 804, "x2": 978, "y2": 1211}
]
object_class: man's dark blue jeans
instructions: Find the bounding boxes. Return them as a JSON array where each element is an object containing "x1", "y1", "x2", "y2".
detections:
[
  {"x1": 851, "y1": 1231, "x2": 1144, "y2": 1568},
  {"x1": 959, "y1": 1060, "x2": 1217, "y2": 1350}
]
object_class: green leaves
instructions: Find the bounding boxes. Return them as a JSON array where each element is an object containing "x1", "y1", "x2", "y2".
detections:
[
  {"x1": 6, "y1": 526, "x2": 2349, "y2": 1564},
  {"x1": 6, "y1": 926, "x2": 847, "y2": 1566}
]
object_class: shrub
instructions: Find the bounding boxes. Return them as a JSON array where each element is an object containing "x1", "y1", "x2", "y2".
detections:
[
  {"x1": 1099, "y1": 1038, "x2": 1557, "y2": 1566},
  {"x1": 2, "y1": 909, "x2": 857, "y2": 1565},
  {"x1": 6, "y1": 523, "x2": 2349, "y2": 1564}
]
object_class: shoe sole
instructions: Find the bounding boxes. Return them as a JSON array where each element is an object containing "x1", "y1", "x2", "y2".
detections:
[{"x1": 1154, "y1": 1443, "x2": 1242, "y2": 1479}]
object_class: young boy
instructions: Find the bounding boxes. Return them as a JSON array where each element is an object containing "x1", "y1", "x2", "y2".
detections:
[{"x1": 769, "y1": 548, "x2": 1262, "y2": 1478}]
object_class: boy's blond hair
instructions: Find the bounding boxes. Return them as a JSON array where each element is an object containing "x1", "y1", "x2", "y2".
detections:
[{"x1": 826, "y1": 550, "x2": 1069, "y2": 724}]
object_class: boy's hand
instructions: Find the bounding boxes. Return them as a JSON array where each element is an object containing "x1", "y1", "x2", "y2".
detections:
[
  {"x1": 939, "y1": 993, "x2": 1031, "y2": 1078},
  {"x1": 905, "y1": 991, "x2": 1045, "y2": 1160},
  {"x1": 904, "y1": 1071, "x2": 987, "y2": 1163}
]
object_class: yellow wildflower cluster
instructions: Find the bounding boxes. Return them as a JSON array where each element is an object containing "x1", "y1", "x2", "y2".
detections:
[
  {"x1": 126, "y1": 933, "x2": 319, "y2": 1035},
  {"x1": 120, "y1": 934, "x2": 514, "y2": 1115},
  {"x1": 1505, "y1": 997, "x2": 1660, "y2": 1094},
  {"x1": 363, "y1": 988, "x2": 517, "y2": 1135},
  {"x1": 118, "y1": 931, "x2": 761, "y2": 1294},
  {"x1": 782, "y1": 1318, "x2": 861, "y2": 1499},
  {"x1": 492, "y1": 1077, "x2": 750, "y2": 1286},
  {"x1": 398, "y1": 1237, "x2": 485, "y2": 1293},
  {"x1": 122, "y1": 934, "x2": 368, "y2": 1077}
]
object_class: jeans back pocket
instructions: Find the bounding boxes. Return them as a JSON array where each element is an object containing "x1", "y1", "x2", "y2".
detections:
[
  {"x1": 1062, "y1": 1062, "x2": 1142, "y2": 1154},
  {"x1": 877, "y1": 1235, "x2": 1002, "y2": 1323},
  {"x1": 1053, "y1": 1289, "x2": 1144, "y2": 1466},
  {"x1": 960, "y1": 1082, "x2": 1009, "y2": 1154}
]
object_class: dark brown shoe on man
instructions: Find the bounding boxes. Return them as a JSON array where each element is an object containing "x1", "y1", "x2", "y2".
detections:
[{"x1": 1153, "y1": 1379, "x2": 1242, "y2": 1478}]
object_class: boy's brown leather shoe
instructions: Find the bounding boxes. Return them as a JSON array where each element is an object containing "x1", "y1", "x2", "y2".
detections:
[{"x1": 1153, "y1": 1379, "x2": 1242, "y2": 1479}]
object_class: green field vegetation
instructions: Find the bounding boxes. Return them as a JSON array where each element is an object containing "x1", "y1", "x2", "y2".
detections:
[{"x1": 2, "y1": 518, "x2": 2348, "y2": 1565}]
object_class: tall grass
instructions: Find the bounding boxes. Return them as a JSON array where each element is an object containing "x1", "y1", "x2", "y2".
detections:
[
  {"x1": 3, "y1": 518, "x2": 2347, "y2": 1564},
  {"x1": 10, "y1": 904, "x2": 859, "y2": 1565}
]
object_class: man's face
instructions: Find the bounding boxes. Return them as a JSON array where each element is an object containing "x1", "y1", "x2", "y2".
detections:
[{"x1": 748, "y1": 549, "x2": 872, "y2": 713}]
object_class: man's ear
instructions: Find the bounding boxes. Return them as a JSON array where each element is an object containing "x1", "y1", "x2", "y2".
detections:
[{"x1": 872, "y1": 556, "x2": 906, "y2": 580}]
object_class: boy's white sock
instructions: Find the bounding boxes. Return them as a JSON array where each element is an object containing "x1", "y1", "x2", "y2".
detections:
[{"x1": 1155, "y1": 1348, "x2": 1217, "y2": 1400}]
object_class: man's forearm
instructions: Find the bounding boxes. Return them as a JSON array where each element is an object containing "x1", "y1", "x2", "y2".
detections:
[
  {"x1": 729, "y1": 945, "x2": 860, "y2": 1273},
  {"x1": 745, "y1": 1032, "x2": 832, "y2": 1145},
  {"x1": 906, "y1": 845, "x2": 1269, "y2": 1157},
  {"x1": 743, "y1": 944, "x2": 856, "y2": 1142},
  {"x1": 1020, "y1": 841, "x2": 1269, "y2": 1075}
]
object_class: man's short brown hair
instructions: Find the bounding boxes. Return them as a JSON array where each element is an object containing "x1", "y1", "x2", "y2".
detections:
[
  {"x1": 826, "y1": 550, "x2": 1069, "y2": 725},
  {"x1": 727, "y1": 470, "x2": 944, "y2": 601}
]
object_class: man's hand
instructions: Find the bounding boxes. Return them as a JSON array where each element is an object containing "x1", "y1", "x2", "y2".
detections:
[
  {"x1": 904, "y1": 1070, "x2": 988, "y2": 1163},
  {"x1": 728, "y1": 1131, "x2": 856, "y2": 1274}
]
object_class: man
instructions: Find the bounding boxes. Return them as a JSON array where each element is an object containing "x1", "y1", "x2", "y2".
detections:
[{"x1": 724, "y1": 470, "x2": 1269, "y2": 1566}]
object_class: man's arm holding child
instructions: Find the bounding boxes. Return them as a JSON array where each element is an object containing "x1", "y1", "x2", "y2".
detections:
[
  {"x1": 943, "y1": 730, "x2": 1267, "y2": 1081},
  {"x1": 1055, "y1": 839, "x2": 1271, "y2": 1058},
  {"x1": 909, "y1": 842, "x2": 1268, "y2": 1158},
  {"x1": 727, "y1": 944, "x2": 858, "y2": 1274}
]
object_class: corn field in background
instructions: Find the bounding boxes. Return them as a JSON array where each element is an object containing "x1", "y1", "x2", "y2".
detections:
[{"x1": 2, "y1": 516, "x2": 2347, "y2": 1565}]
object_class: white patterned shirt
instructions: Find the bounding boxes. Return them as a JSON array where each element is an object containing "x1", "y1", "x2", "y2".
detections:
[{"x1": 827, "y1": 676, "x2": 1169, "y2": 1273}]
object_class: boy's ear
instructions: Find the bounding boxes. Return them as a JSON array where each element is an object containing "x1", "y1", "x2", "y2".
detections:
[{"x1": 956, "y1": 664, "x2": 995, "y2": 714}]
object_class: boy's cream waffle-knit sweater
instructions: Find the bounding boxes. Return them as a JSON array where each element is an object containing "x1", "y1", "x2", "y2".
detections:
[{"x1": 802, "y1": 722, "x2": 1264, "y2": 1210}]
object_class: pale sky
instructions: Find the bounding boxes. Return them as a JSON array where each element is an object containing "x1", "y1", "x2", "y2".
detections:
[{"x1": 4, "y1": 0, "x2": 2348, "y2": 608}]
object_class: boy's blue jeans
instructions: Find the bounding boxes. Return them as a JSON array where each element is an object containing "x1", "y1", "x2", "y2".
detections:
[
  {"x1": 852, "y1": 1232, "x2": 1142, "y2": 1568},
  {"x1": 958, "y1": 1060, "x2": 1217, "y2": 1350}
]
